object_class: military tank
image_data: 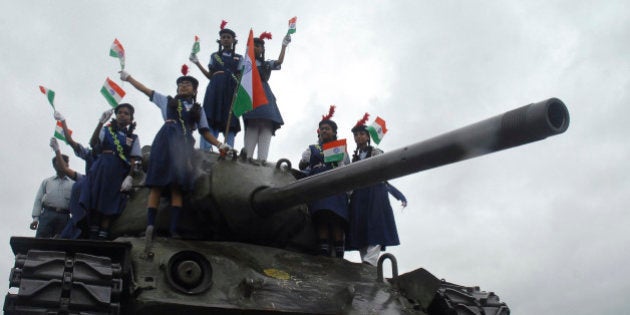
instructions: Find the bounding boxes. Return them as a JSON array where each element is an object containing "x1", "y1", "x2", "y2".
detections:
[{"x1": 4, "y1": 98, "x2": 570, "y2": 314}]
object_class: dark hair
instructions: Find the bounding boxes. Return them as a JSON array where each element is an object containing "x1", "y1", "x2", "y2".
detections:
[
  {"x1": 52, "y1": 154, "x2": 69, "y2": 166},
  {"x1": 176, "y1": 76, "x2": 199, "y2": 90},
  {"x1": 217, "y1": 29, "x2": 238, "y2": 52},
  {"x1": 111, "y1": 103, "x2": 136, "y2": 136},
  {"x1": 115, "y1": 103, "x2": 135, "y2": 121},
  {"x1": 319, "y1": 119, "x2": 338, "y2": 133},
  {"x1": 253, "y1": 38, "x2": 266, "y2": 61}
]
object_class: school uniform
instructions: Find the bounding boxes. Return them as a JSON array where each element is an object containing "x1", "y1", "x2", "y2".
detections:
[
  {"x1": 145, "y1": 91, "x2": 210, "y2": 191},
  {"x1": 346, "y1": 146, "x2": 403, "y2": 265},
  {"x1": 80, "y1": 125, "x2": 140, "y2": 216},
  {"x1": 202, "y1": 50, "x2": 242, "y2": 134}
]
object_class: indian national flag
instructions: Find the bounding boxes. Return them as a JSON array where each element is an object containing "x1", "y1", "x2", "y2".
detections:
[
  {"x1": 109, "y1": 38, "x2": 125, "y2": 69},
  {"x1": 323, "y1": 139, "x2": 347, "y2": 163},
  {"x1": 287, "y1": 16, "x2": 297, "y2": 34},
  {"x1": 233, "y1": 29, "x2": 268, "y2": 117},
  {"x1": 367, "y1": 116, "x2": 388, "y2": 145},
  {"x1": 191, "y1": 35, "x2": 200, "y2": 54},
  {"x1": 54, "y1": 121, "x2": 72, "y2": 143},
  {"x1": 100, "y1": 77, "x2": 126, "y2": 107},
  {"x1": 39, "y1": 85, "x2": 55, "y2": 108}
]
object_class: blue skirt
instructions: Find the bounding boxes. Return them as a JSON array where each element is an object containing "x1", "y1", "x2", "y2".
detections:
[
  {"x1": 346, "y1": 182, "x2": 400, "y2": 250},
  {"x1": 145, "y1": 122, "x2": 195, "y2": 191},
  {"x1": 80, "y1": 153, "x2": 129, "y2": 215}
]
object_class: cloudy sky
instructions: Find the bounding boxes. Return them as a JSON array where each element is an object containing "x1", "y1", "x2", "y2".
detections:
[{"x1": 2, "y1": 1, "x2": 629, "y2": 313}]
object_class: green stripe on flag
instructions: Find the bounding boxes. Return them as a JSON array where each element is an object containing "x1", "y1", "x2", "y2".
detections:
[
  {"x1": 233, "y1": 84, "x2": 253, "y2": 117},
  {"x1": 100, "y1": 86, "x2": 119, "y2": 107}
]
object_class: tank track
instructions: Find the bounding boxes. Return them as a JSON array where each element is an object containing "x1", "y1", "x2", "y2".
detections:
[
  {"x1": 4, "y1": 249, "x2": 123, "y2": 314},
  {"x1": 428, "y1": 281, "x2": 510, "y2": 315}
]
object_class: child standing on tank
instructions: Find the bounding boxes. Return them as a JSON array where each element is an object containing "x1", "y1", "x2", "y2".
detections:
[
  {"x1": 299, "y1": 106, "x2": 350, "y2": 258},
  {"x1": 190, "y1": 20, "x2": 242, "y2": 151},
  {"x1": 120, "y1": 67, "x2": 230, "y2": 239},
  {"x1": 80, "y1": 103, "x2": 141, "y2": 239},
  {"x1": 345, "y1": 113, "x2": 407, "y2": 266},
  {"x1": 241, "y1": 32, "x2": 291, "y2": 162},
  {"x1": 53, "y1": 109, "x2": 114, "y2": 238}
]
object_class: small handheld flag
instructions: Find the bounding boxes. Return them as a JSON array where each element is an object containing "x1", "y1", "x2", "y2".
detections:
[
  {"x1": 54, "y1": 121, "x2": 72, "y2": 144},
  {"x1": 367, "y1": 116, "x2": 388, "y2": 145},
  {"x1": 287, "y1": 16, "x2": 297, "y2": 35},
  {"x1": 191, "y1": 35, "x2": 200, "y2": 54},
  {"x1": 39, "y1": 85, "x2": 55, "y2": 109},
  {"x1": 109, "y1": 38, "x2": 126, "y2": 70},
  {"x1": 100, "y1": 77, "x2": 126, "y2": 108},
  {"x1": 323, "y1": 139, "x2": 347, "y2": 163}
]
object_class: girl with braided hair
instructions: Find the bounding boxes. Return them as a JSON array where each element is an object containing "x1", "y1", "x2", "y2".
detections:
[
  {"x1": 190, "y1": 20, "x2": 242, "y2": 151},
  {"x1": 345, "y1": 113, "x2": 407, "y2": 266},
  {"x1": 80, "y1": 103, "x2": 141, "y2": 239},
  {"x1": 120, "y1": 65, "x2": 230, "y2": 239},
  {"x1": 241, "y1": 31, "x2": 292, "y2": 162}
]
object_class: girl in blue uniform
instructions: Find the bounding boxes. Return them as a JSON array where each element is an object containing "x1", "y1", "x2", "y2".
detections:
[
  {"x1": 345, "y1": 114, "x2": 407, "y2": 266},
  {"x1": 190, "y1": 20, "x2": 242, "y2": 150},
  {"x1": 54, "y1": 109, "x2": 113, "y2": 239},
  {"x1": 120, "y1": 68, "x2": 230, "y2": 238},
  {"x1": 241, "y1": 32, "x2": 291, "y2": 162},
  {"x1": 80, "y1": 103, "x2": 140, "y2": 239},
  {"x1": 299, "y1": 106, "x2": 350, "y2": 258}
]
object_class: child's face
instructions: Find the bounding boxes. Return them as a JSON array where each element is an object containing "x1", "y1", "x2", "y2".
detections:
[
  {"x1": 177, "y1": 81, "x2": 196, "y2": 97},
  {"x1": 220, "y1": 33, "x2": 234, "y2": 48},
  {"x1": 115, "y1": 107, "x2": 132, "y2": 126},
  {"x1": 353, "y1": 131, "x2": 369, "y2": 146},
  {"x1": 254, "y1": 43, "x2": 264, "y2": 57}
]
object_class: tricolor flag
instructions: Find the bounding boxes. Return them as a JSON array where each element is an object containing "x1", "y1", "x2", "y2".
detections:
[
  {"x1": 54, "y1": 121, "x2": 72, "y2": 143},
  {"x1": 39, "y1": 85, "x2": 55, "y2": 109},
  {"x1": 287, "y1": 16, "x2": 297, "y2": 34},
  {"x1": 367, "y1": 116, "x2": 388, "y2": 144},
  {"x1": 109, "y1": 38, "x2": 125, "y2": 70},
  {"x1": 233, "y1": 29, "x2": 268, "y2": 117},
  {"x1": 100, "y1": 77, "x2": 126, "y2": 107},
  {"x1": 323, "y1": 139, "x2": 347, "y2": 163},
  {"x1": 191, "y1": 35, "x2": 200, "y2": 54}
]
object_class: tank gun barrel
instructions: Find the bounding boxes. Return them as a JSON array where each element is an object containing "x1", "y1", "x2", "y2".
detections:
[{"x1": 253, "y1": 98, "x2": 569, "y2": 215}]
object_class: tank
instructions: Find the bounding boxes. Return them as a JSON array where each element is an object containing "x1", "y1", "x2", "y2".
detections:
[{"x1": 4, "y1": 98, "x2": 570, "y2": 314}]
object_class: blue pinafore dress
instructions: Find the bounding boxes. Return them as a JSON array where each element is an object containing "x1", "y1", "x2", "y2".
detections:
[
  {"x1": 346, "y1": 147, "x2": 400, "y2": 250},
  {"x1": 242, "y1": 60, "x2": 284, "y2": 134},
  {"x1": 80, "y1": 126, "x2": 136, "y2": 216},
  {"x1": 305, "y1": 144, "x2": 349, "y2": 221},
  {"x1": 202, "y1": 51, "x2": 242, "y2": 133},
  {"x1": 145, "y1": 97, "x2": 197, "y2": 191}
]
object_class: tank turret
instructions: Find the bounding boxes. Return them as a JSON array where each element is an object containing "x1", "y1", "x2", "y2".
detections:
[{"x1": 5, "y1": 98, "x2": 569, "y2": 314}]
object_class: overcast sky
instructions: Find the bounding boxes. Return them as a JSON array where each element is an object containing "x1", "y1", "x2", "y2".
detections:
[{"x1": 1, "y1": 1, "x2": 629, "y2": 314}]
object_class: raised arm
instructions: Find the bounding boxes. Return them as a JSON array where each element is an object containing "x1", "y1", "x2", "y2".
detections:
[
  {"x1": 120, "y1": 71, "x2": 153, "y2": 97},
  {"x1": 274, "y1": 34, "x2": 291, "y2": 67},
  {"x1": 53, "y1": 111, "x2": 79, "y2": 150},
  {"x1": 89, "y1": 109, "x2": 112, "y2": 149},
  {"x1": 189, "y1": 54, "x2": 212, "y2": 79},
  {"x1": 50, "y1": 138, "x2": 78, "y2": 180}
]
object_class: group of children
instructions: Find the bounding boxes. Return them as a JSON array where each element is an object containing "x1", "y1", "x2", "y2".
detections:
[
  {"x1": 298, "y1": 107, "x2": 407, "y2": 266},
  {"x1": 37, "y1": 21, "x2": 407, "y2": 266}
]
